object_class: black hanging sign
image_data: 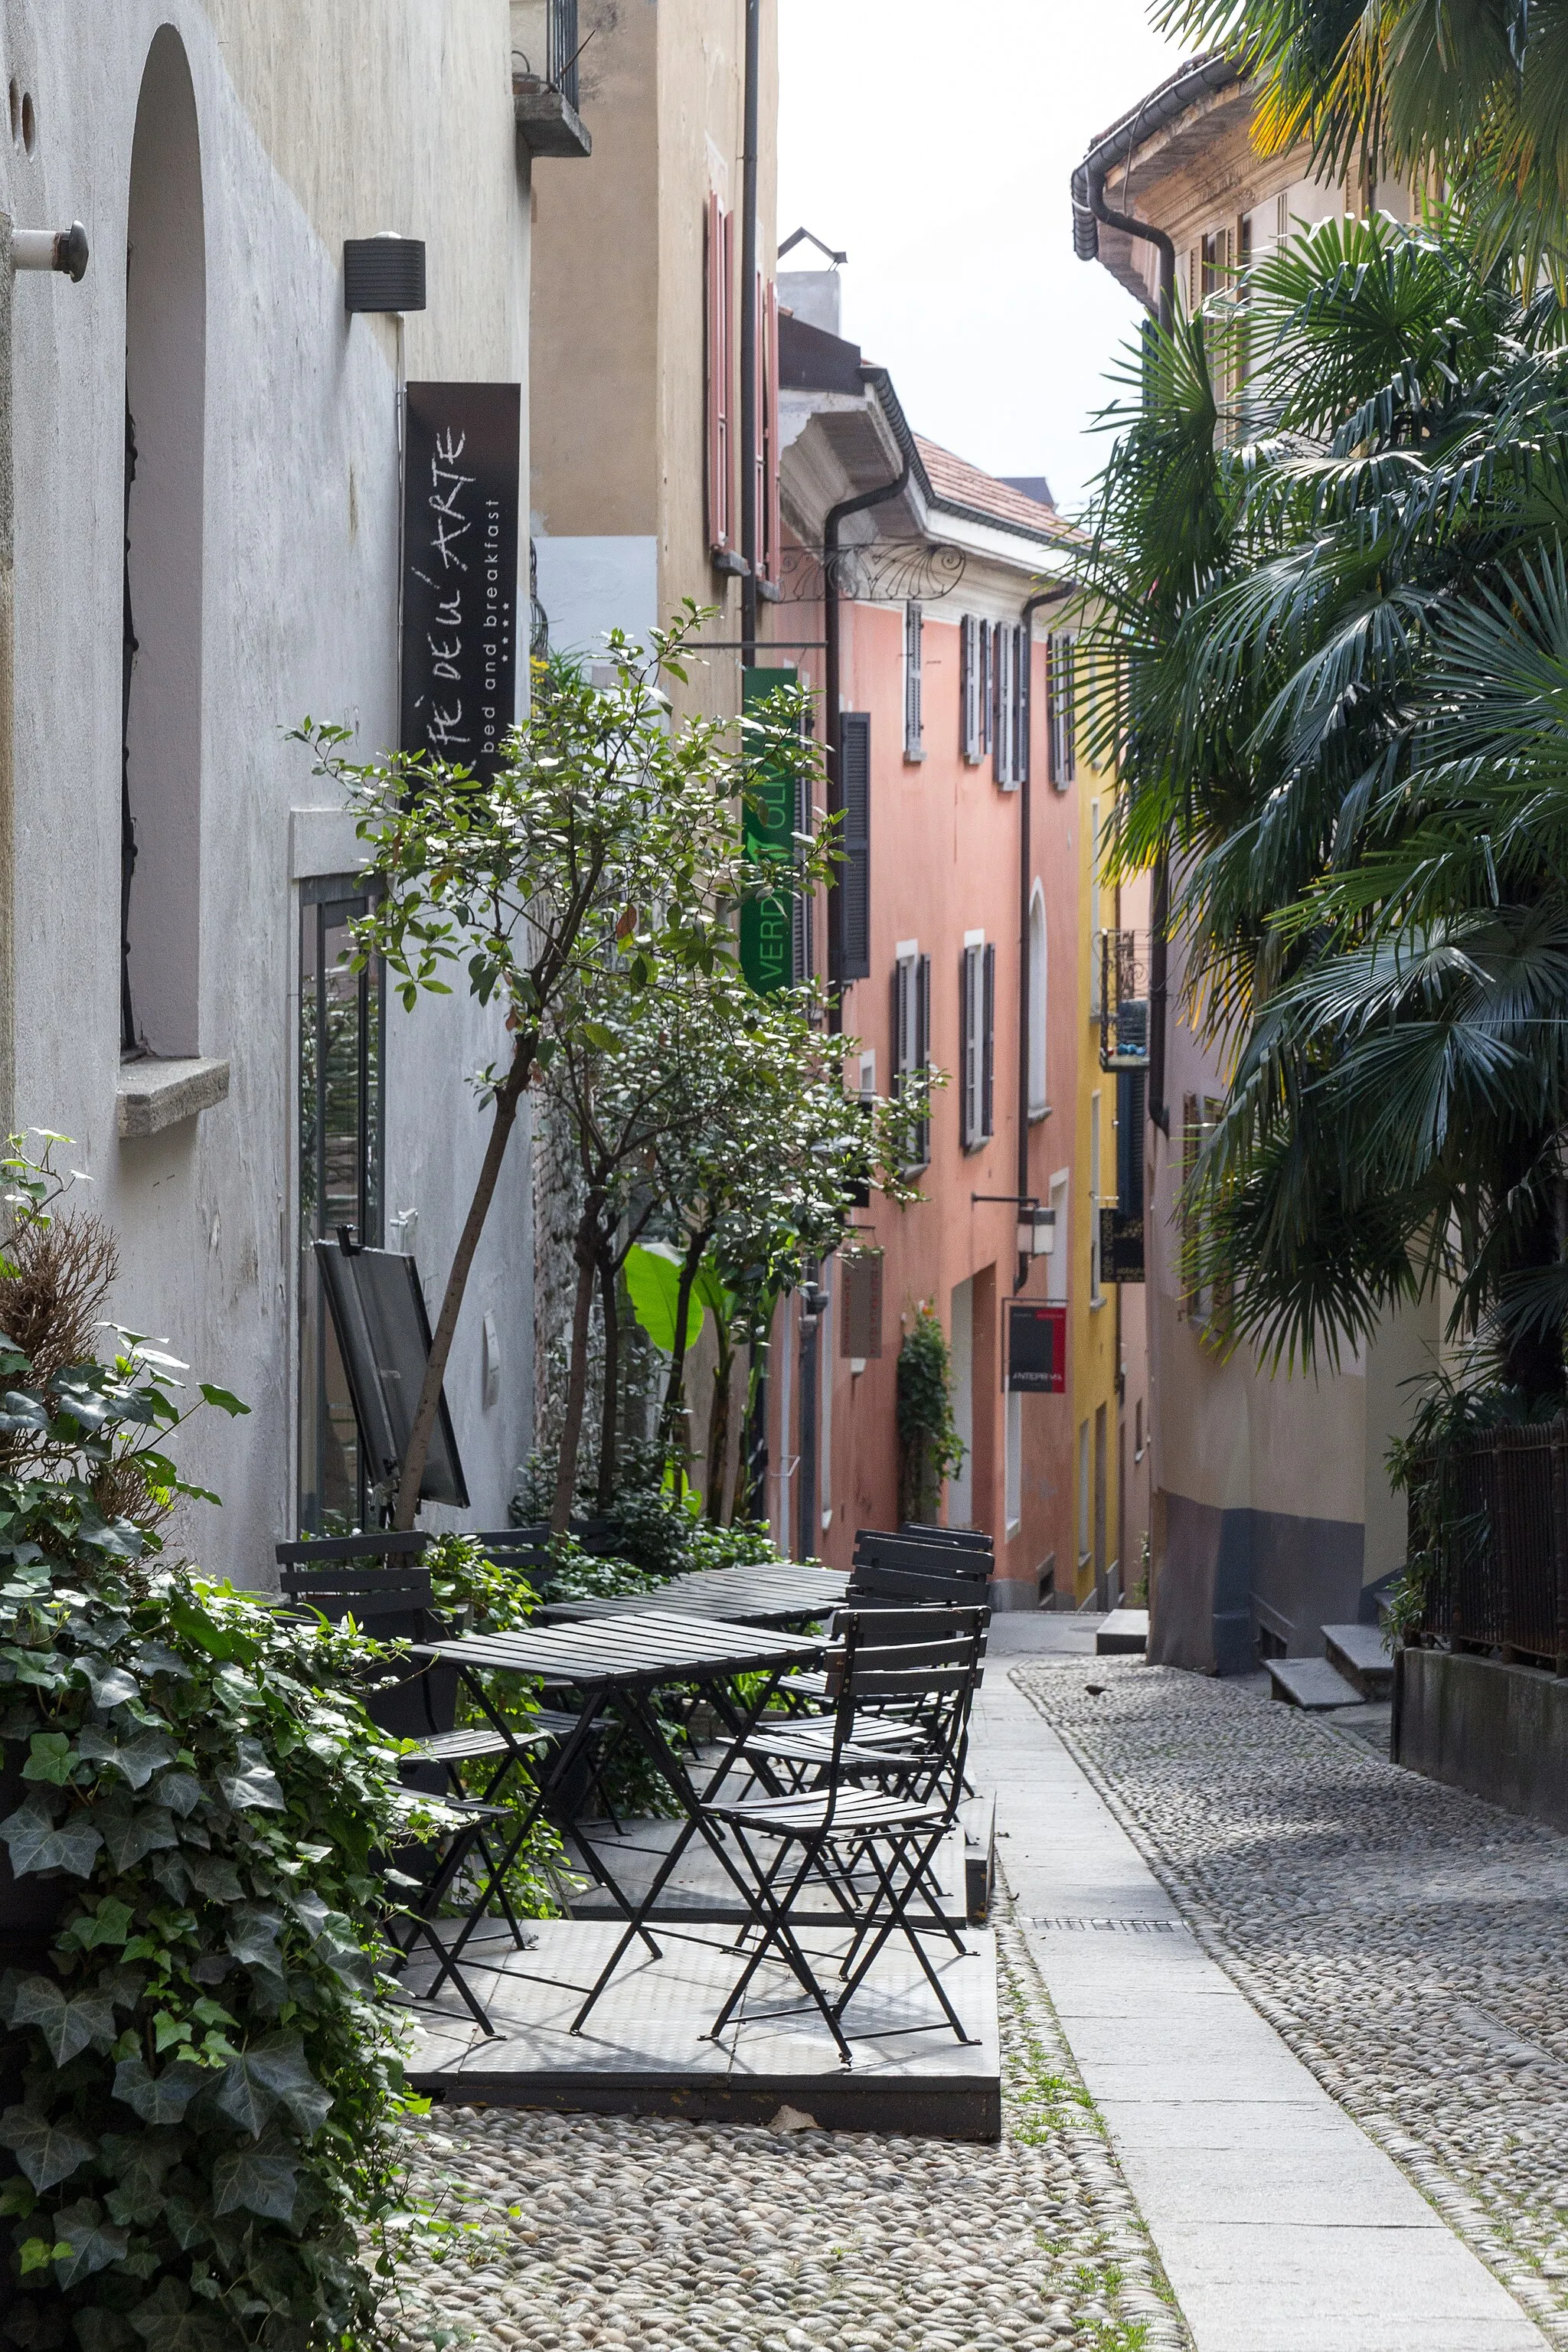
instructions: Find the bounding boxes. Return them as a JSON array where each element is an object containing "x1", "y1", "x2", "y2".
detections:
[
  {"x1": 1099, "y1": 1206, "x2": 1145, "y2": 1284},
  {"x1": 1008, "y1": 1302, "x2": 1067, "y2": 1393},
  {"x1": 401, "y1": 382, "x2": 521, "y2": 780}
]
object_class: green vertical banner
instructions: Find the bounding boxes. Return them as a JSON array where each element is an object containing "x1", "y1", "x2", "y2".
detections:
[{"x1": 740, "y1": 665, "x2": 798, "y2": 995}]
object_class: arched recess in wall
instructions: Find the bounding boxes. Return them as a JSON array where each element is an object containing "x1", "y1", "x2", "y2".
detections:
[
  {"x1": 122, "y1": 26, "x2": 205, "y2": 1059},
  {"x1": 1027, "y1": 880, "x2": 1047, "y2": 1116}
]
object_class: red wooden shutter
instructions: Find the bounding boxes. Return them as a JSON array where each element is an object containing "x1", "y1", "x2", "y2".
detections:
[{"x1": 706, "y1": 195, "x2": 733, "y2": 556}]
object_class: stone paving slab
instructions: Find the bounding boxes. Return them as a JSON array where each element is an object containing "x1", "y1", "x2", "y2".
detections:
[{"x1": 982, "y1": 1660, "x2": 1551, "y2": 2352}]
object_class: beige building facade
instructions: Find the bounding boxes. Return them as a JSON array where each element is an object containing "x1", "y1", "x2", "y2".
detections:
[{"x1": 528, "y1": 0, "x2": 779, "y2": 717}]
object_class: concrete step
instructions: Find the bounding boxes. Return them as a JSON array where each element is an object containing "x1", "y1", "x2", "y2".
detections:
[
  {"x1": 1265, "y1": 1655, "x2": 1362, "y2": 1711},
  {"x1": 1095, "y1": 1608, "x2": 1149, "y2": 1655},
  {"x1": 1321, "y1": 1621, "x2": 1395, "y2": 1700}
]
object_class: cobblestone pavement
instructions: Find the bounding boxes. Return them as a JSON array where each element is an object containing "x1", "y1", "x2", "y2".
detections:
[
  {"x1": 387, "y1": 1906, "x2": 1191, "y2": 2352},
  {"x1": 1015, "y1": 1658, "x2": 1568, "y2": 2347}
]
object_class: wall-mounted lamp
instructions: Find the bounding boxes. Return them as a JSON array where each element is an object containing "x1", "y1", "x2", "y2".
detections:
[
  {"x1": 12, "y1": 221, "x2": 87, "y2": 282},
  {"x1": 343, "y1": 233, "x2": 426, "y2": 315},
  {"x1": 1017, "y1": 1207, "x2": 1056, "y2": 1257}
]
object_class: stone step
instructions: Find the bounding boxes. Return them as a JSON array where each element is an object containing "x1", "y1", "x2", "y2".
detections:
[
  {"x1": 1095, "y1": 1608, "x2": 1149, "y2": 1655},
  {"x1": 1321, "y1": 1621, "x2": 1395, "y2": 1700},
  {"x1": 1265, "y1": 1655, "x2": 1362, "y2": 1710},
  {"x1": 961, "y1": 1793, "x2": 996, "y2": 1923}
]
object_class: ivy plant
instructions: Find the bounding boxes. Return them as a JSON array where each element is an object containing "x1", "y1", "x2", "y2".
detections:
[
  {"x1": 896, "y1": 1307, "x2": 965, "y2": 1526},
  {"x1": 0, "y1": 1141, "x2": 442, "y2": 2350}
]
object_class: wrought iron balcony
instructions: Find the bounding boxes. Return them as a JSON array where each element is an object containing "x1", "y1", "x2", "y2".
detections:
[
  {"x1": 512, "y1": 0, "x2": 591, "y2": 157},
  {"x1": 1099, "y1": 928, "x2": 1150, "y2": 1073}
]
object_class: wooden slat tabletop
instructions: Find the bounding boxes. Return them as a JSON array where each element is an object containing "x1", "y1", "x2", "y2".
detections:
[
  {"x1": 414, "y1": 1610, "x2": 822, "y2": 1690},
  {"x1": 540, "y1": 1564, "x2": 849, "y2": 1628}
]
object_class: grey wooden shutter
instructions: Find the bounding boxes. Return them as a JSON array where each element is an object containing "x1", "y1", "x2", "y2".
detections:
[
  {"x1": 959, "y1": 616, "x2": 976, "y2": 760},
  {"x1": 835, "y1": 710, "x2": 871, "y2": 982},
  {"x1": 981, "y1": 622, "x2": 994, "y2": 756},
  {"x1": 893, "y1": 956, "x2": 910, "y2": 1088},
  {"x1": 1015, "y1": 626, "x2": 1030, "y2": 783},
  {"x1": 840, "y1": 1247, "x2": 884, "y2": 1359},
  {"x1": 916, "y1": 952, "x2": 931, "y2": 1163},
  {"x1": 982, "y1": 942, "x2": 996, "y2": 1138}
]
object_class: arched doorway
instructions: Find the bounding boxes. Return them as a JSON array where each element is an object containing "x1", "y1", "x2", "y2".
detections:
[{"x1": 122, "y1": 27, "x2": 204, "y2": 1058}]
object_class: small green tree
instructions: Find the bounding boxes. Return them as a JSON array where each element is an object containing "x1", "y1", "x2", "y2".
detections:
[
  {"x1": 293, "y1": 619, "x2": 818, "y2": 1527},
  {"x1": 897, "y1": 1305, "x2": 965, "y2": 1524}
]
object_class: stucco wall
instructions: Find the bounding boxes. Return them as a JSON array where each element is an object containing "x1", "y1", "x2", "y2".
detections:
[{"x1": 6, "y1": 1, "x2": 534, "y2": 1578}]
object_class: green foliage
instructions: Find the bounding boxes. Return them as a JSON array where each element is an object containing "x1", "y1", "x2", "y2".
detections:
[
  {"x1": 0, "y1": 1138, "x2": 439, "y2": 2348},
  {"x1": 622, "y1": 1246, "x2": 705, "y2": 1359},
  {"x1": 1077, "y1": 211, "x2": 1568, "y2": 1399},
  {"x1": 0, "y1": 1557, "x2": 426, "y2": 2350},
  {"x1": 417, "y1": 1536, "x2": 564, "y2": 1922},
  {"x1": 896, "y1": 1309, "x2": 965, "y2": 1525}
]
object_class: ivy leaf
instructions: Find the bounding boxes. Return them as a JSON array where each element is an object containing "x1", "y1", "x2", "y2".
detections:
[
  {"x1": 71, "y1": 2311, "x2": 139, "y2": 2352},
  {"x1": 217, "y1": 1739, "x2": 283, "y2": 1813},
  {"x1": 99, "y1": 2128, "x2": 183, "y2": 2226},
  {"x1": 128, "y1": 2276, "x2": 231, "y2": 2351},
  {"x1": 198, "y1": 1383, "x2": 250, "y2": 1418},
  {"x1": 92, "y1": 1794, "x2": 178, "y2": 1873},
  {"x1": 0, "y1": 2102, "x2": 96, "y2": 2189},
  {"x1": 210, "y1": 2128, "x2": 299, "y2": 2223},
  {"x1": 224, "y1": 1906, "x2": 285, "y2": 1986},
  {"x1": 0, "y1": 1792, "x2": 103, "y2": 1878},
  {"x1": 51, "y1": 2196, "x2": 129, "y2": 2287},
  {"x1": 133, "y1": 1642, "x2": 192, "y2": 1681},
  {"x1": 149, "y1": 1768, "x2": 202, "y2": 1817},
  {"x1": 0, "y1": 1390, "x2": 49, "y2": 1434},
  {"x1": 66, "y1": 1896, "x2": 136, "y2": 1952},
  {"x1": 182, "y1": 1851, "x2": 243, "y2": 1903},
  {"x1": 111, "y1": 2055, "x2": 205, "y2": 2125},
  {"x1": 215, "y1": 2034, "x2": 330, "y2": 2138},
  {"x1": 77, "y1": 1727, "x2": 178, "y2": 1790},
  {"x1": 79, "y1": 1658, "x2": 140, "y2": 1709},
  {"x1": 21, "y1": 1731, "x2": 77, "y2": 1785},
  {"x1": 9, "y1": 1975, "x2": 118, "y2": 2063}
]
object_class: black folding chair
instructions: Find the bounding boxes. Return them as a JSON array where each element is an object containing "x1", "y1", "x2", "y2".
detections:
[
  {"x1": 740, "y1": 1606, "x2": 984, "y2": 1790},
  {"x1": 700, "y1": 1608, "x2": 986, "y2": 2066},
  {"x1": 276, "y1": 1547, "x2": 548, "y2": 2030}
]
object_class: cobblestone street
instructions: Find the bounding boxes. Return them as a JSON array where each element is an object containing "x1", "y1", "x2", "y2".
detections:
[
  {"x1": 1016, "y1": 1658, "x2": 1568, "y2": 2346},
  {"x1": 390, "y1": 1905, "x2": 1190, "y2": 2352}
]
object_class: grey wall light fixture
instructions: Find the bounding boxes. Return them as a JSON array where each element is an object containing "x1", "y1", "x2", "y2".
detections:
[{"x1": 343, "y1": 232, "x2": 426, "y2": 315}]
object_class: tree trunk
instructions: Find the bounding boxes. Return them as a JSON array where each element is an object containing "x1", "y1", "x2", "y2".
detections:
[
  {"x1": 552, "y1": 1207, "x2": 601, "y2": 1536},
  {"x1": 659, "y1": 1223, "x2": 710, "y2": 1501},
  {"x1": 595, "y1": 1247, "x2": 620, "y2": 1514},
  {"x1": 706, "y1": 1330, "x2": 733, "y2": 1523},
  {"x1": 394, "y1": 1036, "x2": 534, "y2": 1528}
]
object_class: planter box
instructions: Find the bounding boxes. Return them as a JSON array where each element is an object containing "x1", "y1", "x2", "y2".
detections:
[{"x1": 1396, "y1": 1646, "x2": 1568, "y2": 1833}]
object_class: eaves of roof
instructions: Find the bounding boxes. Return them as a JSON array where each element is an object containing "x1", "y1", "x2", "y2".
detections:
[{"x1": 1070, "y1": 51, "x2": 1240, "y2": 263}]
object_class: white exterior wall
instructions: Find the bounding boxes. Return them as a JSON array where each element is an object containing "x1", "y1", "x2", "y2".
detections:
[{"x1": 5, "y1": 0, "x2": 535, "y2": 1579}]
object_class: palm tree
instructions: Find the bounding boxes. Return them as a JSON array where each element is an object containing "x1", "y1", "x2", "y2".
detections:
[
  {"x1": 1159, "y1": 0, "x2": 1568, "y2": 287},
  {"x1": 1077, "y1": 207, "x2": 1568, "y2": 1400}
]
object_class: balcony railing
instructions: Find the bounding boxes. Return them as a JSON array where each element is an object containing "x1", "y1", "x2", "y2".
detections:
[
  {"x1": 1099, "y1": 928, "x2": 1150, "y2": 1073},
  {"x1": 1409, "y1": 1417, "x2": 1568, "y2": 1673},
  {"x1": 512, "y1": 0, "x2": 582, "y2": 111}
]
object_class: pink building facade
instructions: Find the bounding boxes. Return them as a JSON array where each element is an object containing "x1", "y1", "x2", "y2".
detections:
[{"x1": 755, "y1": 302, "x2": 1134, "y2": 1606}]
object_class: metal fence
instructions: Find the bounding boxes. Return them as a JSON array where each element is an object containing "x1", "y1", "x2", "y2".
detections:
[
  {"x1": 1411, "y1": 1416, "x2": 1568, "y2": 1672},
  {"x1": 513, "y1": 0, "x2": 582, "y2": 110}
]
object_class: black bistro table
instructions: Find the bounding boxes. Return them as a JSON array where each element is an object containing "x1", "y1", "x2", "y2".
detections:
[
  {"x1": 540, "y1": 1562, "x2": 850, "y2": 1628},
  {"x1": 411, "y1": 1609, "x2": 825, "y2": 2028}
]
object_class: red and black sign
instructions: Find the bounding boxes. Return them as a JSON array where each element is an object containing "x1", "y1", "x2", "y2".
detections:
[{"x1": 1008, "y1": 1301, "x2": 1067, "y2": 1393}]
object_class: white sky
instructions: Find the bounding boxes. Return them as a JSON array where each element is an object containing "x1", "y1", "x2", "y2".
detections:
[{"x1": 777, "y1": 0, "x2": 1191, "y2": 518}]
